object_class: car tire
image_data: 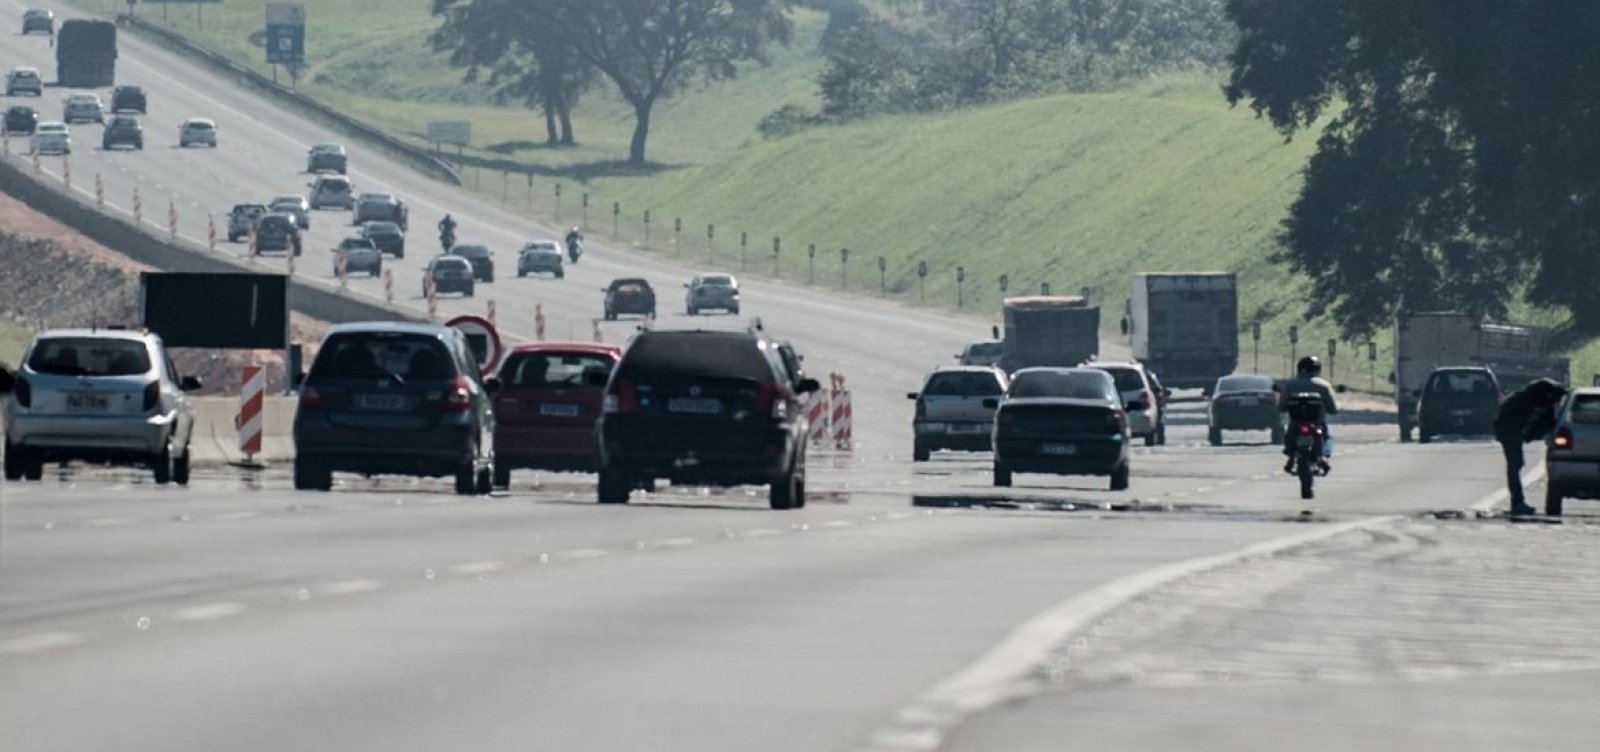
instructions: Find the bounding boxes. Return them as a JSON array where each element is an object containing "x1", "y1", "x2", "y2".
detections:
[
  {"x1": 492, "y1": 462, "x2": 511, "y2": 490},
  {"x1": 172, "y1": 445, "x2": 191, "y2": 486},
  {"x1": 517, "y1": 269, "x2": 527, "y2": 278},
  {"x1": 1109, "y1": 463, "x2": 1130, "y2": 491},
  {"x1": 770, "y1": 469, "x2": 802, "y2": 510},
  {"x1": 293, "y1": 456, "x2": 332, "y2": 491},
  {"x1": 464, "y1": 284, "x2": 475, "y2": 298},
  {"x1": 597, "y1": 469, "x2": 631, "y2": 504},
  {"x1": 1155, "y1": 422, "x2": 1167, "y2": 446},
  {"x1": 454, "y1": 464, "x2": 476, "y2": 496},
  {"x1": 731, "y1": 306, "x2": 740, "y2": 315},
  {"x1": 1208, "y1": 426, "x2": 1222, "y2": 446},
  {"x1": 688, "y1": 305, "x2": 698, "y2": 316},
  {"x1": 475, "y1": 466, "x2": 493, "y2": 495},
  {"x1": 1418, "y1": 432, "x2": 1432, "y2": 444},
  {"x1": 993, "y1": 463, "x2": 1012, "y2": 487},
  {"x1": 22, "y1": 455, "x2": 43, "y2": 481},
  {"x1": 1143, "y1": 432, "x2": 1156, "y2": 448},
  {"x1": 1545, "y1": 484, "x2": 1564, "y2": 517},
  {"x1": 913, "y1": 440, "x2": 931, "y2": 463},
  {"x1": 555, "y1": 270, "x2": 564, "y2": 279},
  {"x1": 151, "y1": 444, "x2": 173, "y2": 485},
  {"x1": 3, "y1": 439, "x2": 24, "y2": 481}
]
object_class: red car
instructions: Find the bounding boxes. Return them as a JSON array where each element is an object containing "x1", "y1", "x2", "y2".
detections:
[{"x1": 492, "y1": 343, "x2": 621, "y2": 487}]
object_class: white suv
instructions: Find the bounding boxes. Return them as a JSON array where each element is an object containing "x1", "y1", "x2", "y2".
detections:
[{"x1": 4, "y1": 329, "x2": 201, "y2": 484}]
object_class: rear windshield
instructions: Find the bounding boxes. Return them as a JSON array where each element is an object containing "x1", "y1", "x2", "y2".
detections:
[
  {"x1": 701, "y1": 275, "x2": 735, "y2": 286},
  {"x1": 1570, "y1": 395, "x2": 1600, "y2": 425},
  {"x1": 524, "y1": 242, "x2": 559, "y2": 252},
  {"x1": 1217, "y1": 375, "x2": 1273, "y2": 394},
  {"x1": 1093, "y1": 367, "x2": 1146, "y2": 392},
  {"x1": 433, "y1": 258, "x2": 470, "y2": 270},
  {"x1": 611, "y1": 278, "x2": 651, "y2": 290},
  {"x1": 452, "y1": 245, "x2": 491, "y2": 259},
  {"x1": 186, "y1": 121, "x2": 214, "y2": 130},
  {"x1": 310, "y1": 332, "x2": 456, "y2": 382},
  {"x1": 318, "y1": 180, "x2": 350, "y2": 191},
  {"x1": 503, "y1": 352, "x2": 615, "y2": 388},
  {"x1": 965, "y1": 342, "x2": 1003, "y2": 359},
  {"x1": 923, "y1": 371, "x2": 1003, "y2": 397},
  {"x1": 28, "y1": 337, "x2": 151, "y2": 377},
  {"x1": 341, "y1": 239, "x2": 376, "y2": 250},
  {"x1": 1428, "y1": 370, "x2": 1496, "y2": 394},
  {"x1": 619, "y1": 333, "x2": 773, "y2": 382},
  {"x1": 365, "y1": 222, "x2": 400, "y2": 235},
  {"x1": 1010, "y1": 371, "x2": 1114, "y2": 400}
]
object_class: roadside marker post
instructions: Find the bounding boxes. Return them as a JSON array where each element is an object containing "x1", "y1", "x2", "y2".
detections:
[
  {"x1": 425, "y1": 276, "x2": 438, "y2": 318},
  {"x1": 486, "y1": 299, "x2": 496, "y2": 326},
  {"x1": 383, "y1": 268, "x2": 394, "y2": 304},
  {"x1": 168, "y1": 200, "x2": 178, "y2": 241},
  {"x1": 207, "y1": 214, "x2": 216, "y2": 252},
  {"x1": 237, "y1": 365, "x2": 265, "y2": 463},
  {"x1": 535, "y1": 304, "x2": 546, "y2": 341},
  {"x1": 94, "y1": 173, "x2": 103, "y2": 207},
  {"x1": 61, "y1": 154, "x2": 69, "y2": 188},
  {"x1": 285, "y1": 246, "x2": 295, "y2": 277},
  {"x1": 133, "y1": 188, "x2": 142, "y2": 225},
  {"x1": 336, "y1": 250, "x2": 348, "y2": 290}
]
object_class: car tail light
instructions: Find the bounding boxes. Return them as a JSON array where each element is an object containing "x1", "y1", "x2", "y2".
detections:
[
  {"x1": 444, "y1": 376, "x2": 473, "y2": 413},
  {"x1": 755, "y1": 383, "x2": 788, "y2": 420},
  {"x1": 604, "y1": 379, "x2": 639, "y2": 415},
  {"x1": 14, "y1": 377, "x2": 30, "y2": 408},
  {"x1": 1141, "y1": 391, "x2": 1153, "y2": 409},
  {"x1": 1106, "y1": 411, "x2": 1125, "y2": 431},
  {"x1": 142, "y1": 381, "x2": 161, "y2": 412},
  {"x1": 298, "y1": 386, "x2": 322, "y2": 410},
  {"x1": 1553, "y1": 427, "x2": 1573, "y2": 450}
]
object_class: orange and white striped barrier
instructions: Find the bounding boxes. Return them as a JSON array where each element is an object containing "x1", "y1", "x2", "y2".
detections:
[
  {"x1": 94, "y1": 172, "x2": 103, "y2": 207},
  {"x1": 61, "y1": 154, "x2": 69, "y2": 187},
  {"x1": 336, "y1": 250, "x2": 348, "y2": 290},
  {"x1": 285, "y1": 246, "x2": 295, "y2": 276},
  {"x1": 535, "y1": 304, "x2": 546, "y2": 340},
  {"x1": 592, "y1": 319, "x2": 603, "y2": 343},
  {"x1": 31, "y1": 147, "x2": 40, "y2": 172},
  {"x1": 207, "y1": 214, "x2": 216, "y2": 251},
  {"x1": 486, "y1": 299, "x2": 497, "y2": 326},
  {"x1": 425, "y1": 275, "x2": 437, "y2": 317},
  {"x1": 237, "y1": 365, "x2": 265, "y2": 460},
  {"x1": 168, "y1": 200, "x2": 178, "y2": 241},
  {"x1": 802, "y1": 390, "x2": 831, "y2": 445},
  {"x1": 246, "y1": 226, "x2": 257, "y2": 257},
  {"x1": 830, "y1": 390, "x2": 854, "y2": 450},
  {"x1": 133, "y1": 188, "x2": 142, "y2": 224},
  {"x1": 383, "y1": 268, "x2": 394, "y2": 303}
]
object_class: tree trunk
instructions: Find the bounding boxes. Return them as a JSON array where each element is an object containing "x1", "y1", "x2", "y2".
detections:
[
  {"x1": 628, "y1": 99, "x2": 653, "y2": 165},
  {"x1": 558, "y1": 104, "x2": 575, "y2": 146},
  {"x1": 543, "y1": 102, "x2": 559, "y2": 145}
]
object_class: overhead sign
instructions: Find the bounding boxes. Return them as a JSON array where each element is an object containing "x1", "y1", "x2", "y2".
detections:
[
  {"x1": 426, "y1": 121, "x2": 472, "y2": 147},
  {"x1": 445, "y1": 314, "x2": 503, "y2": 377},
  {"x1": 140, "y1": 272, "x2": 289, "y2": 349},
  {"x1": 265, "y1": 3, "x2": 305, "y2": 65}
]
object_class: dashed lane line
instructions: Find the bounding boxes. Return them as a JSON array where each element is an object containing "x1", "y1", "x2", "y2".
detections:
[
  {"x1": 0, "y1": 632, "x2": 86, "y2": 655},
  {"x1": 447, "y1": 561, "x2": 508, "y2": 576},
  {"x1": 317, "y1": 579, "x2": 385, "y2": 596},
  {"x1": 171, "y1": 603, "x2": 247, "y2": 622}
]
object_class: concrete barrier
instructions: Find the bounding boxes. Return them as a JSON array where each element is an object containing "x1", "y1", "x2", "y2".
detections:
[{"x1": 189, "y1": 397, "x2": 295, "y2": 466}]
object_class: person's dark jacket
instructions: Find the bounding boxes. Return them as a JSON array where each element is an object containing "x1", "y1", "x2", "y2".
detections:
[{"x1": 1493, "y1": 378, "x2": 1568, "y2": 443}]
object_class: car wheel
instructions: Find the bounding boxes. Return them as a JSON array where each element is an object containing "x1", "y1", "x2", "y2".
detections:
[
  {"x1": 172, "y1": 445, "x2": 191, "y2": 486},
  {"x1": 1545, "y1": 484, "x2": 1564, "y2": 517},
  {"x1": 492, "y1": 462, "x2": 511, "y2": 490},
  {"x1": 151, "y1": 444, "x2": 173, "y2": 485},
  {"x1": 475, "y1": 466, "x2": 493, "y2": 495},
  {"x1": 1143, "y1": 431, "x2": 1156, "y2": 448},
  {"x1": 1418, "y1": 432, "x2": 1432, "y2": 444},
  {"x1": 22, "y1": 454, "x2": 42, "y2": 481},
  {"x1": 731, "y1": 306, "x2": 741, "y2": 315},
  {"x1": 1208, "y1": 426, "x2": 1222, "y2": 446},
  {"x1": 454, "y1": 463, "x2": 477, "y2": 496},
  {"x1": 597, "y1": 469, "x2": 631, "y2": 504},
  {"x1": 1109, "y1": 463, "x2": 1130, "y2": 491},
  {"x1": 913, "y1": 440, "x2": 931, "y2": 463},
  {"x1": 465, "y1": 284, "x2": 475, "y2": 298},
  {"x1": 993, "y1": 462, "x2": 1012, "y2": 487},
  {"x1": 688, "y1": 305, "x2": 698, "y2": 316},
  {"x1": 517, "y1": 269, "x2": 527, "y2": 278},
  {"x1": 555, "y1": 270, "x2": 564, "y2": 279},
  {"x1": 769, "y1": 471, "x2": 801, "y2": 510},
  {"x1": 1155, "y1": 422, "x2": 1167, "y2": 446},
  {"x1": 3, "y1": 439, "x2": 24, "y2": 481},
  {"x1": 293, "y1": 456, "x2": 332, "y2": 491}
]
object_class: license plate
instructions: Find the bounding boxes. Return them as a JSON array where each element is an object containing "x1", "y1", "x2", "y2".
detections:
[
  {"x1": 1236, "y1": 398, "x2": 1259, "y2": 407},
  {"x1": 1452, "y1": 409, "x2": 1475, "y2": 417},
  {"x1": 949, "y1": 423, "x2": 986, "y2": 434},
  {"x1": 1296, "y1": 435, "x2": 1314, "y2": 448},
  {"x1": 668, "y1": 397, "x2": 722, "y2": 415},
  {"x1": 1040, "y1": 443, "x2": 1077, "y2": 456},
  {"x1": 65, "y1": 393, "x2": 108, "y2": 411},
  {"x1": 540, "y1": 403, "x2": 580, "y2": 418},
  {"x1": 357, "y1": 393, "x2": 407, "y2": 411}
]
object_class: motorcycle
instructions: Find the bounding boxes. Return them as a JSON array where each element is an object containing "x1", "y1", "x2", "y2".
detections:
[
  {"x1": 566, "y1": 237, "x2": 582, "y2": 264},
  {"x1": 440, "y1": 227, "x2": 456, "y2": 253},
  {"x1": 1284, "y1": 392, "x2": 1329, "y2": 500}
]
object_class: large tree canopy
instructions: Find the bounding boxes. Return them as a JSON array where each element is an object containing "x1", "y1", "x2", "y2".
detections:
[
  {"x1": 431, "y1": 0, "x2": 591, "y2": 146},
  {"x1": 1224, "y1": 0, "x2": 1600, "y2": 337}
]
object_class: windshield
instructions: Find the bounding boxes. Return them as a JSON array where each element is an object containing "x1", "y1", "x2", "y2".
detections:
[
  {"x1": 365, "y1": 222, "x2": 400, "y2": 235},
  {"x1": 27, "y1": 337, "x2": 150, "y2": 377},
  {"x1": 503, "y1": 352, "x2": 615, "y2": 388},
  {"x1": 1217, "y1": 375, "x2": 1273, "y2": 394},
  {"x1": 1009, "y1": 370, "x2": 1114, "y2": 400},
  {"x1": 923, "y1": 371, "x2": 1003, "y2": 397},
  {"x1": 1427, "y1": 370, "x2": 1495, "y2": 394}
]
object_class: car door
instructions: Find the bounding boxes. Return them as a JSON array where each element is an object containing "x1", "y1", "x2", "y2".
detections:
[{"x1": 162, "y1": 348, "x2": 194, "y2": 449}]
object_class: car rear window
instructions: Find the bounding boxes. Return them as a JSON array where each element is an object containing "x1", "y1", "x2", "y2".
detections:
[
  {"x1": 433, "y1": 258, "x2": 470, "y2": 270},
  {"x1": 365, "y1": 222, "x2": 400, "y2": 234},
  {"x1": 1217, "y1": 375, "x2": 1273, "y2": 394},
  {"x1": 310, "y1": 332, "x2": 456, "y2": 382},
  {"x1": 1568, "y1": 395, "x2": 1600, "y2": 425},
  {"x1": 28, "y1": 337, "x2": 151, "y2": 377},
  {"x1": 923, "y1": 371, "x2": 1003, "y2": 397},
  {"x1": 965, "y1": 342, "x2": 1003, "y2": 359},
  {"x1": 187, "y1": 121, "x2": 214, "y2": 130},
  {"x1": 611, "y1": 278, "x2": 651, "y2": 290},
  {"x1": 619, "y1": 333, "x2": 774, "y2": 382},
  {"x1": 1009, "y1": 370, "x2": 1114, "y2": 400},
  {"x1": 701, "y1": 275, "x2": 735, "y2": 286},
  {"x1": 1095, "y1": 367, "x2": 1146, "y2": 392},
  {"x1": 452, "y1": 245, "x2": 491, "y2": 259},
  {"x1": 1428, "y1": 370, "x2": 1496, "y2": 394},
  {"x1": 503, "y1": 352, "x2": 615, "y2": 388}
]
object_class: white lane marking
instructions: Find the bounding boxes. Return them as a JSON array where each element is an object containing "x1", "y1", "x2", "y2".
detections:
[
  {"x1": 0, "y1": 631, "x2": 86, "y2": 655},
  {"x1": 1470, "y1": 461, "x2": 1546, "y2": 513},
  {"x1": 317, "y1": 579, "x2": 385, "y2": 596},
  {"x1": 560, "y1": 548, "x2": 610, "y2": 561},
  {"x1": 650, "y1": 537, "x2": 697, "y2": 548},
  {"x1": 86, "y1": 517, "x2": 135, "y2": 527},
  {"x1": 171, "y1": 602, "x2": 246, "y2": 622},
  {"x1": 447, "y1": 560, "x2": 507, "y2": 576},
  {"x1": 819, "y1": 520, "x2": 856, "y2": 528},
  {"x1": 741, "y1": 528, "x2": 783, "y2": 538},
  {"x1": 212, "y1": 511, "x2": 259, "y2": 521}
]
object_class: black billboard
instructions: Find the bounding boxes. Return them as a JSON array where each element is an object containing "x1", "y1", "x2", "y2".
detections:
[{"x1": 140, "y1": 272, "x2": 289, "y2": 349}]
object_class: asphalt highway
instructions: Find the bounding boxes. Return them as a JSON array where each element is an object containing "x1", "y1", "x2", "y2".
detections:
[{"x1": 3, "y1": 3, "x2": 1594, "y2": 751}]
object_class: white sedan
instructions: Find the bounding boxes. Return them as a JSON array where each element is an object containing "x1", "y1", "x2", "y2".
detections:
[{"x1": 30, "y1": 121, "x2": 70, "y2": 154}]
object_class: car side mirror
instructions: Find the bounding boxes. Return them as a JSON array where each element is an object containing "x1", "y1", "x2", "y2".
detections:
[
  {"x1": 0, "y1": 366, "x2": 13, "y2": 394},
  {"x1": 982, "y1": 398, "x2": 999, "y2": 409},
  {"x1": 483, "y1": 377, "x2": 503, "y2": 395},
  {"x1": 682, "y1": 283, "x2": 690, "y2": 288},
  {"x1": 796, "y1": 378, "x2": 822, "y2": 395},
  {"x1": 179, "y1": 375, "x2": 203, "y2": 392},
  {"x1": 906, "y1": 392, "x2": 920, "y2": 400},
  {"x1": 1126, "y1": 400, "x2": 1146, "y2": 412}
]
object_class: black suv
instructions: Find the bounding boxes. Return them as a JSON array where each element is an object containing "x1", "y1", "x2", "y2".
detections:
[
  {"x1": 293, "y1": 322, "x2": 497, "y2": 495},
  {"x1": 101, "y1": 115, "x2": 143, "y2": 150},
  {"x1": 253, "y1": 213, "x2": 302, "y2": 255},
  {"x1": 596, "y1": 328, "x2": 821, "y2": 509},
  {"x1": 4, "y1": 105, "x2": 37, "y2": 135},
  {"x1": 1416, "y1": 366, "x2": 1501, "y2": 443},
  {"x1": 448, "y1": 243, "x2": 495, "y2": 282},
  {"x1": 603, "y1": 277, "x2": 656, "y2": 320},
  {"x1": 110, "y1": 85, "x2": 147, "y2": 114}
]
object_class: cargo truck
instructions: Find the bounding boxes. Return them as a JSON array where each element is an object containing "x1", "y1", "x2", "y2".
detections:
[
  {"x1": 57, "y1": 19, "x2": 117, "y2": 88},
  {"x1": 1393, "y1": 312, "x2": 1570, "y2": 441},
  {"x1": 1124, "y1": 273, "x2": 1239, "y2": 392},
  {"x1": 999, "y1": 296, "x2": 1100, "y2": 372}
]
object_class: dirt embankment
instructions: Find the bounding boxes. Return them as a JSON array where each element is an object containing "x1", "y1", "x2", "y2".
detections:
[{"x1": 0, "y1": 192, "x2": 326, "y2": 394}]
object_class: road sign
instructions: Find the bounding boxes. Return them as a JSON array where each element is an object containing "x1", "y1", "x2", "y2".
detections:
[
  {"x1": 426, "y1": 121, "x2": 471, "y2": 147},
  {"x1": 140, "y1": 272, "x2": 288, "y2": 349},
  {"x1": 445, "y1": 314, "x2": 503, "y2": 377},
  {"x1": 265, "y1": 4, "x2": 305, "y2": 66}
]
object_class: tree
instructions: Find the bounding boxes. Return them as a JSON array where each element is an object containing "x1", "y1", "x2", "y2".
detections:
[
  {"x1": 431, "y1": 0, "x2": 591, "y2": 145},
  {"x1": 1224, "y1": 0, "x2": 1600, "y2": 337},
  {"x1": 542, "y1": 0, "x2": 794, "y2": 164}
]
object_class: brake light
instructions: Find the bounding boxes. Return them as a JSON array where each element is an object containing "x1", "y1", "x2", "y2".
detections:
[
  {"x1": 298, "y1": 386, "x2": 322, "y2": 410},
  {"x1": 755, "y1": 383, "x2": 789, "y2": 420},
  {"x1": 1299, "y1": 423, "x2": 1313, "y2": 435},
  {"x1": 1553, "y1": 427, "x2": 1573, "y2": 450},
  {"x1": 604, "y1": 378, "x2": 638, "y2": 415},
  {"x1": 143, "y1": 381, "x2": 160, "y2": 411},
  {"x1": 1106, "y1": 411, "x2": 1125, "y2": 432},
  {"x1": 444, "y1": 376, "x2": 473, "y2": 413},
  {"x1": 13, "y1": 377, "x2": 29, "y2": 408}
]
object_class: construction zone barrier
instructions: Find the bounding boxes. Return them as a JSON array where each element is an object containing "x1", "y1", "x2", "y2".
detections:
[
  {"x1": 425, "y1": 275, "x2": 438, "y2": 317},
  {"x1": 237, "y1": 365, "x2": 264, "y2": 461},
  {"x1": 383, "y1": 268, "x2": 394, "y2": 303},
  {"x1": 803, "y1": 390, "x2": 831, "y2": 444},
  {"x1": 486, "y1": 299, "x2": 497, "y2": 326},
  {"x1": 535, "y1": 303, "x2": 546, "y2": 340},
  {"x1": 800, "y1": 372, "x2": 854, "y2": 451},
  {"x1": 831, "y1": 390, "x2": 854, "y2": 450}
]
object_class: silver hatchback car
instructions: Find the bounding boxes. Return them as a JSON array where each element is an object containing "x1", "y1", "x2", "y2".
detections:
[
  {"x1": 3, "y1": 329, "x2": 201, "y2": 484},
  {"x1": 685, "y1": 273, "x2": 740, "y2": 315},
  {"x1": 1544, "y1": 387, "x2": 1600, "y2": 516}
]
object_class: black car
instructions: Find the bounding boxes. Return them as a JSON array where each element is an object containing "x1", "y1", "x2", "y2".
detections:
[
  {"x1": 253, "y1": 213, "x2": 303, "y2": 256},
  {"x1": 100, "y1": 115, "x2": 143, "y2": 150},
  {"x1": 110, "y1": 85, "x2": 147, "y2": 114},
  {"x1": 448, "y1": 243, "x2": 495, "y2": 282},
  {"x1": 596, "y1": 328, "x2": 821, "y2": 509},
  {"x1": 4, "y1": 105, "x2": 37, "y2": 135},
  {"x1": 1207, "y1": 373, "x2": 1283, "y2": 445},
  {"x1": 1416, "y1": 366, "x2": 1501, "y2": 443},
  {"x1": 989, "y1": 367, "x2": 1132, "y2": 490},
  {"x1": 292, "y1": 322, "x2": 497, "y2": 495},
  {"x1": 424, "y1": 255, "x2": 475, "y2": 297},
  {"x1": 604, "y1": 277, "x2": 656, "y2": 320},
  {"x1": 361, "y1": 221, "x2": 406, "y2": 258}
]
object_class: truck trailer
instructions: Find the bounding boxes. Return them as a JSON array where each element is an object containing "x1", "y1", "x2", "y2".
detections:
[
  {"x1": 1125, "y1": 272, "x2": 1239, "y2": 391},
  {"x1": 1000, "y1": 296, "x2": 1100, "y2": 372},
  {"x1": 57, "y1": 19, "x2": 117, "y2": 88}
]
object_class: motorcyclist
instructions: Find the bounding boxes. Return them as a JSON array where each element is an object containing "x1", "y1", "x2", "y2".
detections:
[
  {"x1": 565, "y1": 226, "x2": 583, "y2": 250},
  {"x1": 438, "y1": 214, "x2": 458, "y2": 248},
  {"x1": 1494, "y1": 378, "x2": 1568, "y2": 516},
  {"x1": 1280, "y1": 355, "x2": 1339, "y2": 474}
]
